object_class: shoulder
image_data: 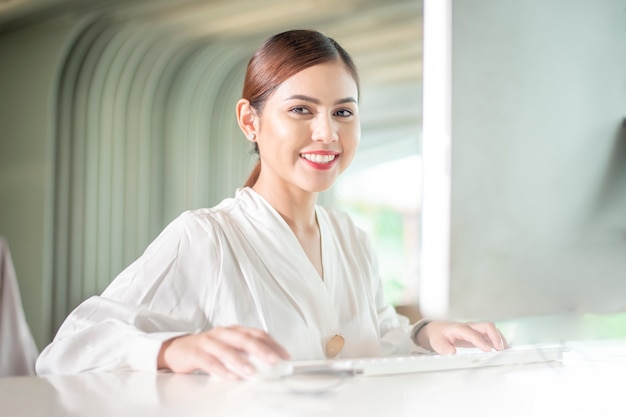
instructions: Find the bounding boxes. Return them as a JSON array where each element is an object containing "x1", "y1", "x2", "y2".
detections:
[
  {"x1": 141, "y1": 192, "x2": 245, "y2": 253},
  {"x1": 173, "y1": 188, "x2": 255, "y2": 226}
]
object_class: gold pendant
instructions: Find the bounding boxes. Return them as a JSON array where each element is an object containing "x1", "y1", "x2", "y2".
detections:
[{"x1": 325, "y1": 334, "x2": 345, "y2": 358}]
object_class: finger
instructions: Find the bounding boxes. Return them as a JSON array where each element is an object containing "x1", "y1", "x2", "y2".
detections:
[
  {"x1": 200, "y1": 328, "x2": 256, "y2": 377},
  {"x1": 446, "y1": 326, "x2": 493, "y2": 352},
  {"x1": 195, "y1": 351, "x2": 245, "y2": 381},
  {"x1": 468, "y1": 322, "x2": 506, "y2": 350},
  {"x1": 161, "y1": 334, "x2": 245, "y2": 378}
]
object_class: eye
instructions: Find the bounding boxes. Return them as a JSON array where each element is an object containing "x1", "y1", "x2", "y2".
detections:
[
  {"x1": 334, "y1": 109, "x2": 354, "y2": 117},
  {"x1": 289, "y1": 106, "x2": 312, "y2": 115}
]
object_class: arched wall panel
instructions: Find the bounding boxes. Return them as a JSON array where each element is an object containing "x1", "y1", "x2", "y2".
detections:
[{"x1": 52, "y1": 17, "x2": 254, "y2": 332}]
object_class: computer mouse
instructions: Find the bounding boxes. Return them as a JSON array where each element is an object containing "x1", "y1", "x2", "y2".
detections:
[{"x1": 246, "y1": 354, "x2": 294, "y2": 381}]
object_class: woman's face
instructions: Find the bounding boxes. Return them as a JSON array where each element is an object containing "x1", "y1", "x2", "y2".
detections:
[{"x1": 254, "y1": 60, "x2": 360, "y2": 194}]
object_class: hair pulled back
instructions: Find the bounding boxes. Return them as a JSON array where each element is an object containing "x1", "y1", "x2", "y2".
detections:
[{"x1": 242, "y1": 29, "x2": 359, "y2": 187}]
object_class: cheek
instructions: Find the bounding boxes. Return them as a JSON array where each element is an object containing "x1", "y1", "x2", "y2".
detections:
[
  {"x1": 340, "y1": 126, "x2": 360, "y2": 166},
  {"x1": 342, "y1": 125, "x2": 361, "y2": 149},
  {"x1": 262, "y1": 116, "x2": 308, "y2": 144}
]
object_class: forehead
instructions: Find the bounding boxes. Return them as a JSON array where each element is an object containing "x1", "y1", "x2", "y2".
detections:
[{"x1": 271, "y1": 61, "x2": 359, "y2": 101}]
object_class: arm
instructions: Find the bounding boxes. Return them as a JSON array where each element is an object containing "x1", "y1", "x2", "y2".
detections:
[
  {"x1": 37, "y1": 211, "x2": 289, "y2": 376},
  {"x1": 36, "y1": 213, "x2": 205, "y2": 374},
  {"x1": 36, "y1": 297, "x2": 189, "y2": 374}
]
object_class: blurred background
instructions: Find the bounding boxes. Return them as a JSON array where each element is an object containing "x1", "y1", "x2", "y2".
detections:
[{"x1": 0, "y1": 0, "x2": 424, "y2": 349}]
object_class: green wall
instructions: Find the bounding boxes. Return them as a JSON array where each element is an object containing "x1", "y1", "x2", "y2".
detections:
[{"x1": 0, "y1": 16, "x2": 82, "y2": 348}]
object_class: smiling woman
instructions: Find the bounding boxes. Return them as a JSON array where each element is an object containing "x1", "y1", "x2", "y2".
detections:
[{"x1": 35, "y1": 29, "x2": 506, "y2": 379}]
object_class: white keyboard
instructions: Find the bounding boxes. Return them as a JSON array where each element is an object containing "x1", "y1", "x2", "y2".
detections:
[{"x1": 290, "y1": 344, "x2": 566, "y2": 377}]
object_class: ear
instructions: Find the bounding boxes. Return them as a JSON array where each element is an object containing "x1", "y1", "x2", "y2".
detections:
[{"x1": 236, "y1": 99, "x2": 258, "y2": 140}]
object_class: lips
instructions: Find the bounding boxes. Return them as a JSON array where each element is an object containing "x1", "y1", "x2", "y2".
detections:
[{"x1": 299, "y1": 153, "x2": 337, "y2": 164}]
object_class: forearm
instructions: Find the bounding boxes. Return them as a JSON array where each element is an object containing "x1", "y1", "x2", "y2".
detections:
[{"x1": 36, "y1": 322, "x2": 186, "y2": 375}]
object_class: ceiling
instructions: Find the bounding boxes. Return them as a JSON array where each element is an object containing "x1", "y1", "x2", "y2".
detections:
[{"x1": 0, "y1": 0, "x2": 423, "y2": 81}]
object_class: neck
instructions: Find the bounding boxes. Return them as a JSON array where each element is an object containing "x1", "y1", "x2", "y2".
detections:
[
  {"x1": 252, "y1": 177, "x2": 324, "y2": 280},
  {"x1": 252, "y1": 181, "x2": 318, "y2": 232}
]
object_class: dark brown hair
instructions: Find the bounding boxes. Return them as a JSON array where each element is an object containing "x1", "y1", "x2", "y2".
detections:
[{"x1": 242, "y1": 29, "x2": 360, "y2": 187}]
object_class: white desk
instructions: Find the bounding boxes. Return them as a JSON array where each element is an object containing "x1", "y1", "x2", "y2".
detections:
[{"x1": 2, "y1": 337, "x2": 626, "y2": 417}]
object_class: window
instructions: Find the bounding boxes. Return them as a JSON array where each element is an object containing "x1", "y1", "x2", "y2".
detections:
[{"x1": 334, "y1": 154, "x2": 422, "y2": 307}]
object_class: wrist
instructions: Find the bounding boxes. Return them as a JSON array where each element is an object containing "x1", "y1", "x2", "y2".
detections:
[
  {"x1": 157, "y1": 339, "x2": 173, "y2": 370},
  {"x1": 157, "y1": 335, "x2": 184, "y2": 370},
  {"x1": 410, "y1": 319, "x2": 433, "y2": 351}
]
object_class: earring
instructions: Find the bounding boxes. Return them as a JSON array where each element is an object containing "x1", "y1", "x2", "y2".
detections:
[{"x1": 248, "y1": 133, "x2": 256, "y2": 141}]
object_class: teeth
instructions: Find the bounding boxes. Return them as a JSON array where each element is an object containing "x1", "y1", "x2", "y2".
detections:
[{"x1": 301, "y1": 154, "x2": 336, "y2": 164}]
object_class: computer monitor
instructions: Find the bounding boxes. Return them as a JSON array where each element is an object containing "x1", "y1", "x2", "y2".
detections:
[{"x1": 419, "y1": 0, "x2": 626, "y2": 322}]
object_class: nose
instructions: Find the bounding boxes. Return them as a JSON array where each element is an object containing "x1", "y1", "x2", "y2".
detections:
[{"x1": 311, "y1": 114, "x2": 339, "y2": 143}]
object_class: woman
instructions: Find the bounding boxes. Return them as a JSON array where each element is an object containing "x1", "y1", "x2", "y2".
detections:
[{"x1": 36, "y1": 29, "x2": 506, "y2": 379}]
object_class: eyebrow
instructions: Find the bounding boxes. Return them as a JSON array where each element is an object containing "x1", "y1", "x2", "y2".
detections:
[{"x1": 284, "y1": 94, "x2": 357, "y2": 105}]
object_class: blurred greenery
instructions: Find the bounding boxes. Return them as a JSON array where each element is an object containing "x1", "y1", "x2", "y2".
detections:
[{"x1": 339, "y1": 201, "x2": 409, "y2": 306}]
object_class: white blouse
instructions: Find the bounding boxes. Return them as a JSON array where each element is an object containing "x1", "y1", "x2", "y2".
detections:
[{"x1": 36, "y1": 187, "x2": 418, "y2": 375}]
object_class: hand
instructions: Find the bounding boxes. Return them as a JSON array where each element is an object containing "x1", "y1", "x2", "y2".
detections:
[
  {"x1": 415, "y1": 321, "x2": 509, "y2": 355},
  {"x1": 157, "y1": 325, "x2": 290, "y2": 379}
]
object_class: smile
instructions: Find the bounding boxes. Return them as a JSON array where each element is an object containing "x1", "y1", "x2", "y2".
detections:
[{"x1": 300, "y1": 153, "x2": 337, "y2": 164}]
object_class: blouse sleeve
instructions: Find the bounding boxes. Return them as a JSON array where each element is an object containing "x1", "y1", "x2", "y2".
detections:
[{"x1": 36, "y1": 211, "x2": 221, "y2": 375}]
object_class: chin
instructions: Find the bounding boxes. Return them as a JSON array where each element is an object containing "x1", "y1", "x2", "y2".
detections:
[
  {"x1": 302, "y1": 181, "x2": 335, "y2": 194},
  {"x1": 296, "y1": 174, "x2": 337, "y2": 194},
  {"x1": 306, "y1": 186, "x2": 331, "y2": 194}
]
